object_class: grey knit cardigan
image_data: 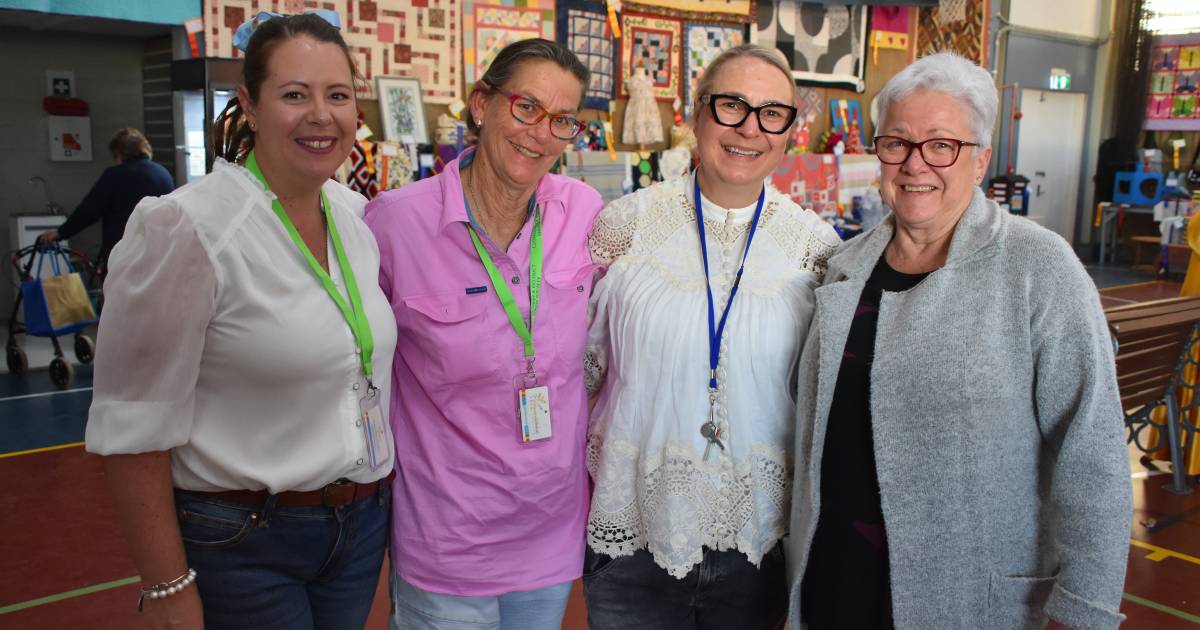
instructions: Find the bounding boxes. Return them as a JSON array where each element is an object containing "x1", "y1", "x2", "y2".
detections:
[{"x1": 786, "y1": 188, "x2": 1131, "y2": 629}]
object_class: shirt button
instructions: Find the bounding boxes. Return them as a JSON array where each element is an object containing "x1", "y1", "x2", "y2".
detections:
[
  {"x1": 356, "y1": 458, "x2": 364, "y2": 466},
  {"x1": 354, "y1": 347, "x2": 361, "y2": 355},
  {"x1": 511, "y1": 276, "x2": 520, "y2": 285},
  {"x1": 576, "y1": 285, "x2": 584, "y2": 293},
  {"x1": 352, "y1": 383, "x2": 360, "y2": 391},
  {"x1": 355, "y1": 420, "x2": 362, "y2": 427}
]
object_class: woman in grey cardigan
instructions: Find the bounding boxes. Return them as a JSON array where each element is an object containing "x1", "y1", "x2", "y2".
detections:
[{"x1": 787, "y1": 53, "x2": 1131, "y2": 630}]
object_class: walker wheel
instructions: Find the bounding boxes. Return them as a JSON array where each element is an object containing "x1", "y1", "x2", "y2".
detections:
[
  {"x1": 6, "y1": 346, "x2": 28, "y2": 375},
  {"x1": 74, "y1": 335, "x2": 95, "y2": 364},
  {"x1": 49, "y1": 357, "x2": 73, "y2": 390}
]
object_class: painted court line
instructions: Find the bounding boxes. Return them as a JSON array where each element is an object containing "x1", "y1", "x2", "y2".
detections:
[
  {"x1": 1130, "y1": 539, "x2": 1200, "y2": 567},
  {"x1": 0, "y1": 442, "x2": 84, "y2": 459},
  {"x1": 1123, "y1": 593, "x2": 1200, "y2": 624},
  {"x1": 0, "y1": 576, "x2": 139, "y2": 615},
  {"x1": 0, "y1": 387, "x2": 92, "y2": 403}
]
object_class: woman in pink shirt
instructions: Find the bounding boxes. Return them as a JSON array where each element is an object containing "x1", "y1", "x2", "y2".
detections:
[{"x1": 364, "y1": 38, "x2": 601, "y2": 630}]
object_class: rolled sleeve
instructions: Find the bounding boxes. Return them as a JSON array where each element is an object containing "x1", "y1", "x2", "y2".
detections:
[{"x1": 85, "y1": 197, "x2": 217, "y2": 455}]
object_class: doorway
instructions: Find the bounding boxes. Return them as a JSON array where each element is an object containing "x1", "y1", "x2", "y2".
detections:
[{"x1": 1014, "y1": 88, "x2": 1088, "y2": 244}]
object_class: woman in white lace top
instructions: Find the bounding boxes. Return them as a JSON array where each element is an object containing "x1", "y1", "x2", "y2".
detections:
[{"x1": 583, "y1": 44, "x2": 841, "y2": 630}]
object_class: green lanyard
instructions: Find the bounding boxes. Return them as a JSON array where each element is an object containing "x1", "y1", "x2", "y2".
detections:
[
  {"x1": 466, "y1": 208, "x2": 543, "y2": 361},
  {"x1": 245, "y1": 150, "x2": 375, "y2": 385}
]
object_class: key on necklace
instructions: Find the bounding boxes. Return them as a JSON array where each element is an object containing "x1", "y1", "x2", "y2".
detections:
[{"x1": 701, "y1": 421, "x2": 725, "y2": 461}]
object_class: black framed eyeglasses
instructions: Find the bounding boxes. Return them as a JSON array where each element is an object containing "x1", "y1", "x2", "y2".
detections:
[
  {"x1": 701, "y1": 93, "x2": 798, "y2": 135},
  {"x1": 873, "y1": 136, "x2": 979, "y2": 167},
  {"x1": 484, "y1": 81, "x2": 586, "y2": 141}
]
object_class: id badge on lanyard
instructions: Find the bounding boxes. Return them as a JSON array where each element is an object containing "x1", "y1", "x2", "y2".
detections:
[
  {"x1": 360, "y1": 385, "x2": 390, "y2": 469},
  {"x1": 466, "y1": 202, "x2": 553, "y2": 443}
]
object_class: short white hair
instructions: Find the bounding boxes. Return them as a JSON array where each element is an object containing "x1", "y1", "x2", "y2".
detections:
[{"x1": 875, "y1": 52, "x2": 997, "y2": 148}]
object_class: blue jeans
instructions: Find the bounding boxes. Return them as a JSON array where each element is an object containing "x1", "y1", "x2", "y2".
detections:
[
  {"x1": 390, "y1": 573, "x2": 573, "y2": 630},
  {"x1": 175, "y1": 486, "x2": 390, "y2": 630}
]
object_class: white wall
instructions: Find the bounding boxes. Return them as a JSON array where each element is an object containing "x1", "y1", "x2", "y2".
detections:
[
  {"x1": 1009, "y1": 0, "x2": 1104, "y2": 39},
  {"x1": 0, "y1": 27, "x2": 145, "y2": 321}
]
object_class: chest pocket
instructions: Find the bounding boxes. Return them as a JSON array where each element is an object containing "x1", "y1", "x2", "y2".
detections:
[
  {"x1": 399, "y1": 292, "x2": 501, "y2": 386},
  {"x1": 542, "y1": 264, "x2": 598, "y2": 361}
]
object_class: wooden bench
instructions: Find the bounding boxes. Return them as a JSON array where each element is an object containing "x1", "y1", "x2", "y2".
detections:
[{"x1": 1106, "y1": 296, "x2": 1200, "y2": 495}]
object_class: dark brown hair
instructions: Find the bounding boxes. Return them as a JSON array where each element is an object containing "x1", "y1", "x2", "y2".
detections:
[
  {"x1": 109, "y1": 127, "x2": 152, "y2": 160},
  {"x1": 467, "y1": 38, "x2": 590, "y2": 140},
  {"x1": 211, "y1": 13, "x2": 362, "y2": 163}
]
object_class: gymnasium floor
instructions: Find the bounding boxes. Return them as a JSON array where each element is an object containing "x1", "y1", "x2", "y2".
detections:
[{"x1": 1, "y1": 270, "x2": 1198, "y2": 628}]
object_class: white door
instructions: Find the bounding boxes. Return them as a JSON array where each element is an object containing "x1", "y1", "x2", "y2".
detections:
[{"x1": 1014, "y1": 88, "x2": 1088, "y2": 244}]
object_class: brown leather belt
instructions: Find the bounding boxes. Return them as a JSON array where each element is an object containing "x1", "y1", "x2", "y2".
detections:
[{"x1": 180, "y1": 471, "x2": 394, "y2": 509}]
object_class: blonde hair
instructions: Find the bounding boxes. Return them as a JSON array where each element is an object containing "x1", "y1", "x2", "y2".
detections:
[{"x1": 689, "y1": 43, "x2": 797, "y2": 126}]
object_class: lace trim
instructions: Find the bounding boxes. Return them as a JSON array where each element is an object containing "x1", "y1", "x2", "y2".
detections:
[
  {"x1": 584, "y1": 348, "x2": 604, "y2": 395},
  {"x1": 586, "y1": 435, "x2": 791, "y2": 578}
]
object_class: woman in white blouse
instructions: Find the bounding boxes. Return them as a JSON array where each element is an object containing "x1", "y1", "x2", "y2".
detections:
[
  {"x1": 84, "y1": 13, "x2": 396, "y2": 630},
  {"x1": 583, "y1": 44, "x2": 840, "y2": 629}
]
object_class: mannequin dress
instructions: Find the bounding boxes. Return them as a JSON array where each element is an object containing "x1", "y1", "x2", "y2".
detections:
[{"x1": 622, "y1": 67, "x2": 664, "y2": 146}]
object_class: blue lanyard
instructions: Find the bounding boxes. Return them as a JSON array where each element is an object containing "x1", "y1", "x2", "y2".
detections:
[{"x1": 694, "y1": 174, "x2": 766, "y2": 391}]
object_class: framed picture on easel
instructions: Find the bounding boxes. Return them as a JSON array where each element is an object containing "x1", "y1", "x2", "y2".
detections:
[{"x1": 377, "y1": 76, "x2": 428, "y2": 144}]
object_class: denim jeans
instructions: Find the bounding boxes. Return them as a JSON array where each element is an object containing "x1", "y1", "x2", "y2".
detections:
[
  {"x1": 175, "y1": 485, "x2": 390, "y2": 630},
  {"x1": 390, "y1": 573, "x2": 573, "y2": 630},
  {"x1": 583, "y1": 544, "x2": 787, "y2": 630}
]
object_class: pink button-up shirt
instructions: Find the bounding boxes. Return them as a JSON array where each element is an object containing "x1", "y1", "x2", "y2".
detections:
[{"x1": 364, "y1": 148, "x2": 602, "y2": 596}]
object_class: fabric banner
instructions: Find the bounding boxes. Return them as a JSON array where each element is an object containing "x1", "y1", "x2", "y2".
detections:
[
  {"x1": 557, "y1": 0, "x2": 616, "y2": 110},
  {"x1": 463, "y1": 0, "x2": 555, "y2": 87},
  {"x1": 870, "y1": 6, "x2": 911, "y2": 64},
  {"x1": 620, "y1": 0, "x2": 754, "y2": 24},
  {"x1": 753, "y1": 1, "x2": 868, "y2": 91},
  {"x1": 915, "y1": 0, "x2": 989, "y2": 66},
  {"x1": 202, "y1": 0, "x2": 461, "y2": 102},
  {"x1": 620, "y1": 12, "x2": 683, "y2": 102},
  {"x1": 771, "y1": 153, "x2": 839, "y2": 216},
  {"x1": 1146, "y1": 33, "x2": 1200, "y2": 131},
  {"x1": 682, "y1": 23, "x2": 746, "y2": 119}
]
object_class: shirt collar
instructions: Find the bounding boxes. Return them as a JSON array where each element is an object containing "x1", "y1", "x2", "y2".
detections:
[{"x1": 436, "y1": 145, "x2": 562, "y2": 235}]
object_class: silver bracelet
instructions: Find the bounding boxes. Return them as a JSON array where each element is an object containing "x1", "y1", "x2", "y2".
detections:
[{"x1": 137, "y1": 568, "x2": 197, "y2": 612}]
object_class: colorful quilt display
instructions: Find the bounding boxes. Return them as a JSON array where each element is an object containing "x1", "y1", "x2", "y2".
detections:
[
  {"x1": 620, "y1": 12, "x2": 683, "y2": 102},
  {"x1": 463, "y1": 0, "x2": 555, "y2": 86},
  {"x1": 916, "y1": 0, "x2": 989, "y2": 66},
  {"x1": 620, "y1": 0, "x2": 754, "y2": 24},
  {"x1": 771, "y1": 153, "x2": 839, "y2": 216},
  {"x1": 1146, "y1": 33, "x2": 1200, "y2": 131},
  {"x1": 870, "y1": 6, "x2": 911, "y2": 64},
  {"x1": 203, "y1": 0, "x2": 461, "y2": 102},
  {"x1": 682, "y1": 23, "x2": 745, "y2": 119},
  {"x1": 557, "y1": 0, "x2": 615, "y2": 110},
  {"x1": 561, "y1": 150, "x2": 632, "y2": 204},
  {"x1": 752, "y1": 1, "x2": 868, "y2": 91}
]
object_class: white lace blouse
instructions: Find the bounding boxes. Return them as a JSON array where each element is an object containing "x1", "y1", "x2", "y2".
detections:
[{"x1": 585, "y1": 172, "x2": 840, "y2": 578}]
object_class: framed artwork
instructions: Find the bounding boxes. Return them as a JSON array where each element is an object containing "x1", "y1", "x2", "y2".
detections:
[
  {"x1": 463, "y1": 1, "x2": 555, "y2": 86},
  {"x1": 377, "y1": 76, "x2": 428, "y2": 143},
  {"x1": 753, "y1": 1, "x2": 868, "y2": 91},
  {"x1": 1145, "y1": 33, "x2": 1200, "y2": 131},
  {"x1": 557, "y1": 0, "x2": 615, "y2": 110},
  {"x1": 682, "y1": 23, "x2": 745, "y2": 119},
  {"x1": 620, "y1": 12, "x2": 683, "y2": 102}
]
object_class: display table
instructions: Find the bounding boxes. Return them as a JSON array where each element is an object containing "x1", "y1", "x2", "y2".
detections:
[{"x1": 1097, "y1": 202, "x2": 1155, "y2": 264}]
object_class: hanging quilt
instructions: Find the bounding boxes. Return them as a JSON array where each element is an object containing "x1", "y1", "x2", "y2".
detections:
[
  {"x1": 620, "y1": 0, "x2": 754, "y2": 24},
  {"x1": 1146, "y1": 33, "x2": 1200, "y2": 131},
  {"x1": 682, "y1": 23, "x2": 746, "y2": 119},
  {"x1": 771, "y1": 153, "x2": 839, "y2": 216},
  {"x1": 463, "y1": 0, "x2": 555, "y2": 86},
  {"x1": 870, "y1": 6, "x2": 911, "y2": 65},
  {"x1": 752, "y1": 1, "x2": 868, "y2": 92},
  {"x1": 916, "y1": 0, "x2": 989, "y2": 66},
  {"x1": 203, "y1": 0, "x2": 461, "y2": 103},
  {"x1": 620, "y1": 12, "x2": 683, "y2": 102},
  {"x1": 557, "y1": 0, "x2": 616, "y2": 110}
]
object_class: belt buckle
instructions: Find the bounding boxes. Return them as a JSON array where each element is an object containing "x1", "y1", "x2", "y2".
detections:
[{"x1": 322, "y1": 479, "x2": 355, "y2": 508}]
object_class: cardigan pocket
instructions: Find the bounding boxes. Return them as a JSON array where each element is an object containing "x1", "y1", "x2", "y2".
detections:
[{"x1": 986, "y1": 572, "x2": 1057, "y2": 630}]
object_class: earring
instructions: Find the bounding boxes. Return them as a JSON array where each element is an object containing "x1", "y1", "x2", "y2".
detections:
[{"x1": 248, "y1": 121, "x2": 257, "y2": 131}]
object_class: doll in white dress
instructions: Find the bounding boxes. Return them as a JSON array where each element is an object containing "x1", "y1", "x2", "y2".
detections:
[{"x1": 622, "y1": 64, "x2": 664, "y2": 147}]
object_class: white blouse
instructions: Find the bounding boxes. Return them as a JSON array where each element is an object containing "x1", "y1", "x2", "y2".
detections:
[
  {"x1": 85, "y1": 159, "x2": 398, "y2": 493},
  {"x1": 585, "y1": 172, "x2": 840, "y2": 578}
]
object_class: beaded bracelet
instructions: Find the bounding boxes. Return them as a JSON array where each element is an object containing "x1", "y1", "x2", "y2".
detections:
[{"x1": 137, "y1": 568, "x2": 198, "y2": 612}]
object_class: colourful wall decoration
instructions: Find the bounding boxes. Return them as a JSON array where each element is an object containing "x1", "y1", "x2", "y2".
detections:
[
  {"x1": 916, "y1": 0, "x2": 989, "y2": 66},
  {"x1": 682, "y1": 23, "x2": 745, "y2": 119},
  {"x1": 203, "y1": 0, "x2": 461, "y2": 103},
  {"x1": 870, "y1": 6, "x2": 911, "y2": 65},
  {"x1": 557, "y1": 0, "x2": 616, "y2": 111},
  {"x1": 1146, "y1": 33, "x2": 1200, "y2": 131},
  {"x1": 620, "y1": 12, "x2": 683, "y2": 102},
  {"x1": 753, "y1": 1, "x2": 868, "y2": 91},
  {"x1": 463, "y1": 1, "x2": 555, "y2": 87},
  {"x1": 771, "y1": 153, "x2": 839, "y2": 216},
  {"x1": 620, "y1": 0, "x2": 753, "y2": 23}
]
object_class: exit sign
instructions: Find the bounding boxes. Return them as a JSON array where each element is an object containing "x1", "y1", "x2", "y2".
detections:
[{"x1": 1050, "y1": 68, "x2": 1071, "y2": 90}]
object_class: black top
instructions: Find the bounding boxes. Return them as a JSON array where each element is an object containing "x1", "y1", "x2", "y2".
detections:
[
  {"x1": 800, "y1": 254, "x2": 929, "y2": 630},
  {"x1": 57, "y1": 156, "x2": 175, "y2": 263}
]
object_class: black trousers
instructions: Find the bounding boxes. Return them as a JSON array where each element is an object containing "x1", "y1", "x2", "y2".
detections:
[{"x1": 582, "y1": 544, "x2": 788, "y2": 630}]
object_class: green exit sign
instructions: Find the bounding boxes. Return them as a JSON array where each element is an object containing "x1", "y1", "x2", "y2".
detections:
[{"x1": 1050, "y1": 68, "x2": 1071, "y2": 90}]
